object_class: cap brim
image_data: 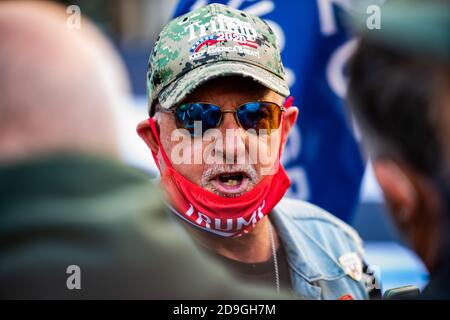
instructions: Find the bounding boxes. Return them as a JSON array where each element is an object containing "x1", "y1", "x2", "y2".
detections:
[{"x1": 157, "y1": 61, "x2": 290, "y2": 111}]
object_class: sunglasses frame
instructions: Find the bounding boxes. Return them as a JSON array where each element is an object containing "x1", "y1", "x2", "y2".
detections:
[{"x1": 160, "y1": 101, "x2": 286, "y2": 135}]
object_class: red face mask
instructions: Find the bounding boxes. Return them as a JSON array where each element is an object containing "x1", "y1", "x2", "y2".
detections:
[{"x1": 147, "y1": 104, "x2": 291, "y2": 238}]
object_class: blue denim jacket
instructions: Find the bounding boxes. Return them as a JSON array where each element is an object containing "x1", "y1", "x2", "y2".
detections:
[{"x1": 271, "y1": 198, "x2": 369, "y2": 300}]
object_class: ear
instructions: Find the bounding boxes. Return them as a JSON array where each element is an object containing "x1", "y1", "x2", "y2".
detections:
[
  {"x1": 281, "y1": 106, "x2": 299, "y2": 146},
  {"x1": 136, "y1": 119, "x2": 159, "y2": 155},
  {"x1": 372, "y1": 160, "x2": 418, "y2": 224}
]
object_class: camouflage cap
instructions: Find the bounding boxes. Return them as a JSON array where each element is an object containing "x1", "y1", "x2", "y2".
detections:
[{"x1": 147, "y1": 3, "x2": 290, "y2": 116}]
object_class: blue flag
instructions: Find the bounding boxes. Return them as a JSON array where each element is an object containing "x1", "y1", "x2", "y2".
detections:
[{"x1": 172, "y1": 0, "x2": 364, "y2": 222}]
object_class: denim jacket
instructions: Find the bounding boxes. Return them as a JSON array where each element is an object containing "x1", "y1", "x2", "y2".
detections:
[{"x1": 271, "y1": 197, "x2": 369, "y2": 300}]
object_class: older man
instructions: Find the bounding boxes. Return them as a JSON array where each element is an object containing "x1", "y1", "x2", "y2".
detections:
[{"x1": 138, "y1": 4, "x2": 370, "y2": 299}]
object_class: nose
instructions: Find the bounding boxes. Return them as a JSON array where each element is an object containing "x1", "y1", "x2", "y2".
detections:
[
  {"x1": 220, "y1": 111, "x2": 240, "y2": 131},
  {"x1": 213, "y1": 111, "x2": 247, "y2": 164}
]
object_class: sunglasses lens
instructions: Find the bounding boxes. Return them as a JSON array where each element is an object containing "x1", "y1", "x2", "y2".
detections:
[
  {"x1": 237, "y1": 102, "x2": 282, "y2": 133},
  {"x1": 175, "y1": 103, "x2": 221, "y2": 136}
]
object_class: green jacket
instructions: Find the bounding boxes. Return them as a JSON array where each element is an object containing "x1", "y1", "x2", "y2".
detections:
[{"x1": 0, "y1": 153, "x2": 284, "y2": 299}]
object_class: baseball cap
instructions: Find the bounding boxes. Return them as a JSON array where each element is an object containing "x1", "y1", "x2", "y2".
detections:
[{"x1": 147, "y1": 3, "x2": 290, "y2": 116}]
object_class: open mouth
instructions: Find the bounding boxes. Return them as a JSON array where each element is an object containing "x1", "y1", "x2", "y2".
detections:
[{"x1": 210, "y1": 171, "x2": 250, "y2": 195}]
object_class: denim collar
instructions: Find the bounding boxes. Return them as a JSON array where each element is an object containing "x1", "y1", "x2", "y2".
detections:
[{"x1": 271, "y1": 200, "x2": 346, "y2": 282}]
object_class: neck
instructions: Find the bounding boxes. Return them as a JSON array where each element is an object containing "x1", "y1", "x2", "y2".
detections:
[
  {"x1": 415, "y1": 214, "x2": 450, "y2": 273},
  {"x1": 185, "y1": 216, "x2": 280, "y2": 263},
  {"x1": 428, "y1": 224, "x2": 450, "y2": 274}
]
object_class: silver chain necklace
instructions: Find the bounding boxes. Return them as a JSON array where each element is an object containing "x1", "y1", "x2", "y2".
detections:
[{"x1": 268, "y1": 221, "x2": 280, "y2": 293}]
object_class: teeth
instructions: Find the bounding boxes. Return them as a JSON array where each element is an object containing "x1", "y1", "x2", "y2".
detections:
[{"x1": 224, "y1": 179, "x2": 239, "y2": 186}]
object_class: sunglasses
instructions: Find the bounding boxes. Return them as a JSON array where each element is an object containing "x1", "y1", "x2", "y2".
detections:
[{"x1": 163, "y1": 101, "x2": 285, "y2": 136}]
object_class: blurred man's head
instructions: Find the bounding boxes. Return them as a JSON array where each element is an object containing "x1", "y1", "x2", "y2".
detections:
[
  {"x1": 0, "y1": 1, "x2": 130, "y2": 163},
  {"x1": 348, "y1": 37, "x2": 450, "y2": 271}
]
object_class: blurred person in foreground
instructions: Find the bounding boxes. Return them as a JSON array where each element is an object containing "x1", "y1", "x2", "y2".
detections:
[
  {"x1": 137, "y1": 3, "x2": 372, "y2": 299},
  {"x1": 347, "y1": 0, "x2": 450, "y2": 299},
  {"x1": 0, "y1": 1, "x2": 282, "y2": 299}
]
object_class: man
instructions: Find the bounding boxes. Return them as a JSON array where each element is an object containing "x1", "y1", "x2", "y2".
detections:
[
  {"x1": 347, "y1": 0, "x2": 450, "y2": 299},
  {"x1": 137, "y1": 3, "x2": 370, "y2": 299},
  {"x1": 173, "y1": 0, "x2": 367, "y2": 224},
  {"x1": 0, "y1": 1, "x2": 278, "y2": 299}
]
